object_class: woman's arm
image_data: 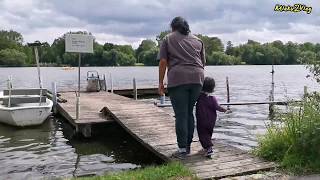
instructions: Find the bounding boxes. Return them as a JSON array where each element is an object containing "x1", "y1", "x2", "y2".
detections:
[
  {"x1": 158, "y1": 37, "x2": 168, "y2": 96},
  {"x1": 158, "y1": 59, "x2": 167, "y2": 95}
]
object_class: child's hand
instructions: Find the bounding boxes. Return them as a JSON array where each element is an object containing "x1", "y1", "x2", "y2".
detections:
[{"x1": 225, "y1": 109, "x2": 232, "y2": 114}]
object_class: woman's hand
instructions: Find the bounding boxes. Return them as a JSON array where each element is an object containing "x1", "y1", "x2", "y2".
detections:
[{"x1": 158, "y1": 83, "x2": 165, "y2": 96}]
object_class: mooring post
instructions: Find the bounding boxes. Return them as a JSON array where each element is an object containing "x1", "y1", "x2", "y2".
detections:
[
  {"x1": 51, "y1": 82, "x2": 57, "y2": 114},
  {"x1": 110, "y1": 73, "x2": 114, "y2": 93},
  {"x1": 226, "y1": 77, "x2": 230, "y2": 110},
  {"x1": 133, "y1": 77, "x2": 137, "y2": 100},
  {"x1": 304, "y1": 86, "x2": 308, "y2": 97},
  {"x1": 104, "y1": 74, "x2": 107, "y2": 91}
]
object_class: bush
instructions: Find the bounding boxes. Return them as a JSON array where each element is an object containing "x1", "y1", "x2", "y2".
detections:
[{"x1": 255, "y1": 94, "x2": 320, "y2": 174}]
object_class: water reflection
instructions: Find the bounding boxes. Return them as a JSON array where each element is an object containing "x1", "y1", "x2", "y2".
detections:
[{"x1": 0, "y1": 117, "x2": 161, "y2": 179}]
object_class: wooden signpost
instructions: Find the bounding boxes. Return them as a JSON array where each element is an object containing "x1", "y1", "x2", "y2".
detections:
[{"x1": 65, "y1": 33, "x2": 94, "y2": 120}]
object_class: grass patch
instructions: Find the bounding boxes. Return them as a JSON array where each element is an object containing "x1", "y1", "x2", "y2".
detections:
[
  {"x1": 73, "y1": 162, "x2": 197, "y2": 180},
  {"x1": 254, "y1": 94, "x2": 320, "y2": 174},
  {"x1": 134, "y1": 63, "x2": 145, "y2": 66}
]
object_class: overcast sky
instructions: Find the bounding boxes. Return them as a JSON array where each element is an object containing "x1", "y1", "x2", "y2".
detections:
[{"x1": 0, "y1": 0, "x2": 319, "y2": 48}]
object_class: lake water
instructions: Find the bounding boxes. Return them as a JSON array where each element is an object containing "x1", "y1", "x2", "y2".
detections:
[{"x1": 0, "y1": 65, "x2": 319, "y2": 179}]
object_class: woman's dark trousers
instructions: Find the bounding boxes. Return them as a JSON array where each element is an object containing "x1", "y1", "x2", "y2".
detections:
[{"x1": 168, "y1": 84, "x2": 202, "y2": 149}]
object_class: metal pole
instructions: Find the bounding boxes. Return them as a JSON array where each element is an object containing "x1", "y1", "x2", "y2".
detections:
[
  {"x1": 76, "y1": 53, "x2": 81, "y2": 120},
  {"x1": 271, "y1": 64, "x2": 275, "y2": 102},
  {"x1": 51, "y1": 82, "x2": 57, "y2": 114},
  {"x1": 34, "y1": 47, "x2": 43, "y2": 105},
  {"x1": 7, "y1": 76, "x2": 12, "y2": 108},
  {"x1": 226, "y1": 77, "x2": 230, "y2": 110},
  {"x1": 133, "y1": 77, "x2": 137, "y2": 100},
  {"x1": 269, "y1": 63, "x2": 275, "y2": 117}
]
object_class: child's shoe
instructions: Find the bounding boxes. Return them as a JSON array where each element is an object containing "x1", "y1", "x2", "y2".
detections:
[{"x1": 204, "y1": 147, "x2": 214, "y2": 158}]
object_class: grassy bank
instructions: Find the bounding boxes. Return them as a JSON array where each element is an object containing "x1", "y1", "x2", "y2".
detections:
[
  {"x1": 73, "y1": 162, "x2": 197, "y2": 180},
  {"x1": 255, "y1": 94, "x2": 320, "y2": 174}
]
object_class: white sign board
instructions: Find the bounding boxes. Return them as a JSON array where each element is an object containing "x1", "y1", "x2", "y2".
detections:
[{"x1": 65, "y1": 34, "x2": 94, "y2": 53}]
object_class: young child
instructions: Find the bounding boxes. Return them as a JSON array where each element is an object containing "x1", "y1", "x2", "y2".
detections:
[{"x1": 196, "y1": 77, "x2": 231, "y2": 158}]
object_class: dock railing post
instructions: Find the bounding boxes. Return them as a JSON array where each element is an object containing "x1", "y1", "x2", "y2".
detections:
[
  {"x1": 133, "y1": 77, "x2": 137, "y2": 100},
  {"x1": 226, "y1": 77, "x2": 230, "y2": 110},
  {"x1": 304, "y1": 86, "x2": 308, "y2": 98},
  {"x1": 104, "y1": 74, "x2": 107, "y2": 91},
  {"x1": 51, "y1": 82, "x2": 57, "y2": 114}
]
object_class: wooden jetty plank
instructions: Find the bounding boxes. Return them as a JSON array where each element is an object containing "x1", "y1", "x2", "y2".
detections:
[
  {"x1": 196, "y1": 161, "x2": 275, "y2": 179},
  {"x1": 57, "y1": 92, "x2": 114, "y2": 137},
  {"x1": 57, "y1": 91, "x2": 276, "y2": 178},
  {"x1": 99, "y1": 92, "x2": 277, "y2": 179}
]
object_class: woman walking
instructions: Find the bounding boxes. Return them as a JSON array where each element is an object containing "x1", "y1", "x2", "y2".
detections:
[{"x1": 158, "y1": 16, "x2": 206, "y2": 159}]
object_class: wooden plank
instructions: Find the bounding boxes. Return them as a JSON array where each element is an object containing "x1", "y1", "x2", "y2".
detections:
[
  {"x1": 3, "y1": 88, "x2": 47, "y2": 96},
  {"x1": 57, "y1": 92, "x2": 113, "y2": 127},
  {"x1": 2, "y1": 96, "x2": 46, "y2": 105},
  {"x1": 196, "y1": 162, "x2": 276, "y2": 179}
]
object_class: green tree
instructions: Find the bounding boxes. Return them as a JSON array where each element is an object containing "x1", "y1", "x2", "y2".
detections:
[
  {"x1": 139, "y1": 48, "x2": 159, "y2": 66},
  {"x1": 39, "y1": 42, "x2": 54, "y2": 64},
  {"x1": 299, "y1": 42, "x2": 315, "y2": 52},
  {"x1": 207, "y1": 51, "x2": 241, "y2": 65},
  {"x1": 102, "y1": 49, "x2": 135, "y2": 66},
  {"x1": 136, "y1": 39, "x2": 157, "y2": 63},
  {"x1": 284, "y1": 41, "x2": 300, "y2": 64},
  {"x1": 0, "y1": 48, "x2": 27, "y2": 66},
  {"x1": 156, "y1": 30, "x2": 170, "y2": 46},
  {"x1": 196, "y1": 35, "x2": 224, "y2": 53},
  {"x1": 51, "y1": 36, "x2": 65, "y2": 64},
  {"x1": 225, "y1": 41, "x2": 234, "y2": 55},
  {"x1": 302, "y1": 51, "x2": 320, "y2": 82},
  {"x1": 0, "y1": 30, "x2": 23, "y2": 44},
  {"x1": 263, "y1": 45, "x2": 284, "y2": 64},
  {"x1": 115, "y1": 45, "x2": 135, "y2": 57},
  {"x1": 0, "y1": 30, "x2": 23, "y2": 51},
  {"x1": 62, "y1": 53, "x2": 78, "y2": 66}
]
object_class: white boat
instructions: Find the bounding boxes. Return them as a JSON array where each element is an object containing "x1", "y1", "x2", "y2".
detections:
[
  {"x1": 0, "y1": 89, "x2": 53, "y2": 126},
  {"x1": 0, "y1": 42, "x2": 53, "y2": 127}
]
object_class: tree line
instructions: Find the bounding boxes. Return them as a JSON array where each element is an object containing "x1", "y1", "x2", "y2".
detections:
[{"x1": 0, "y1": 29, "x2": 319, "y2": 67}]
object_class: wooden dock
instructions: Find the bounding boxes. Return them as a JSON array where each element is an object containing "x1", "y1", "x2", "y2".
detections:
[
  {"x1": 57, "y1": 86, "x2": 167, "y2": 97},
  {"x1": 57, "y1": 91, "x2": 276, "y2": 179},
  {"x1": 56, "y1": 92, "x2": 113, "y2": 137}
]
